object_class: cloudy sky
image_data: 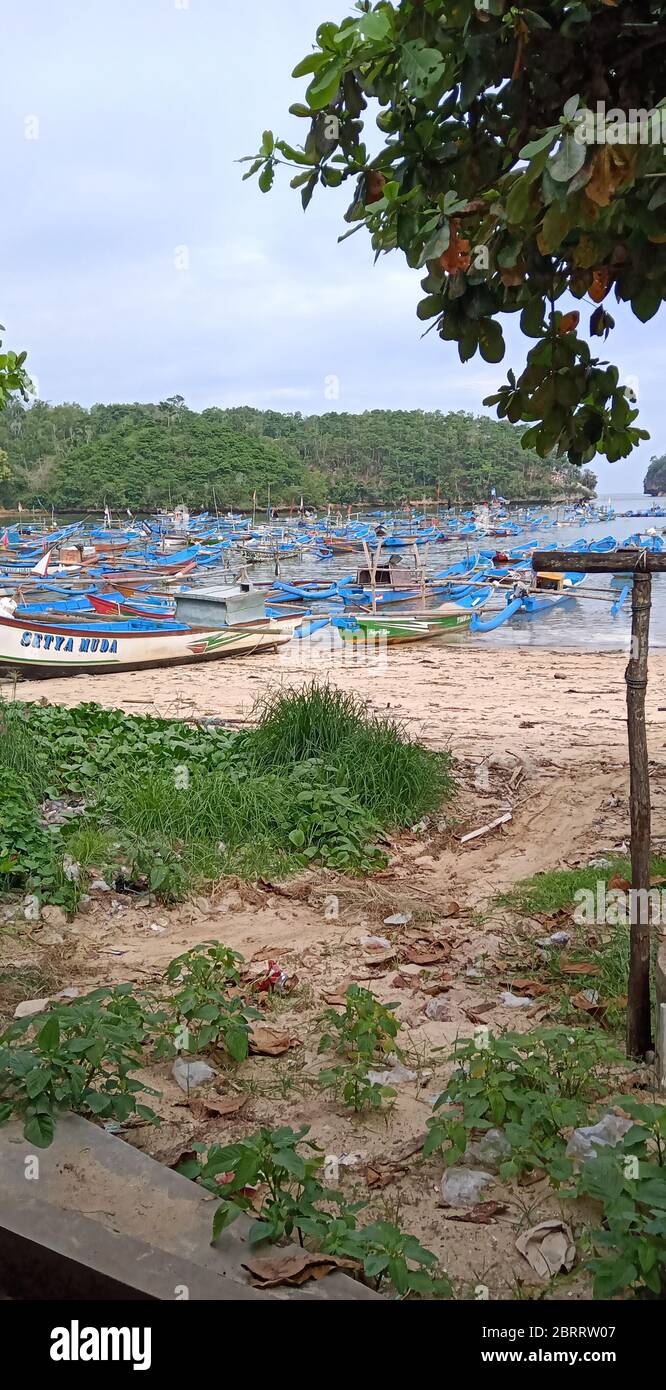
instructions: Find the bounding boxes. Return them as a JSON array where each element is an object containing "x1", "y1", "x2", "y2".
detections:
[{"x1": 3, "y1": 0, "x2": 661, "y2": 492}]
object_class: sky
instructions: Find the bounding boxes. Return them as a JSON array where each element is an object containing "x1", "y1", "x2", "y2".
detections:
[{"x1": 3, "y1": 0, "x2": 662, "y2": 493}]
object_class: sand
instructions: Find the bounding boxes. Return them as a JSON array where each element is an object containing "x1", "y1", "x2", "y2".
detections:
[
  {"x1": 4, "y1": 642, "x2": 666, "y2": 766},
  {"x1": 2, "y1": 642, "x2": 663, "y2": 1298}
]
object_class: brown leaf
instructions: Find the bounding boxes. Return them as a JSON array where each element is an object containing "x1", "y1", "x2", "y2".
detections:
[
  {"x1": 322, "y1": 991, "x2": 349, "y2": 1006},
  {"x1": 402, "y1": 941, "x2": 452, "y2": 966},
  {"x1": 248, "y1": 1024, "x2": 293, "y2": 1056},
  {"x1": 366, "y1": 1164, "x2": 406, "y2": 1189},
  {"x1": 558, "y1": 311, "x2": 580, "y2": 335},
  {"x1": 188, "y1": 1094, "x2": 248, "y2": 1120},
  {"x1": 438, "y1": 221, "x2": 471, "y2": 274},
  {"x1": 608, "y1": 874, "x2": 630, "y2": 890},
  {"x1": 463, "y1": 1004, "x2": 496, "y2": 1023},
  {"x1": 440, "y1": 900, "x2": 461, "y2": 918},
  {"x1": 586, "y1": 145, "x2": 634, "y2": 208},
  {"x1": 589, "y1": 268, "x2": 611, "y2": 303},
  {"x1": 446, "y1": 1201, "x2": 508, "y2": 1224},
  {"x1": 361, "y1": 947, "x2": 397, "y2": 966},
  {"x1": 559, "y1": 960, "x2": 601, "y2": 976},
  {"x1": 365, "y1": 171, "x2": 386, "y2": 205},
  {"x1": 242, "y1": 1250, "x2": 360, "y2": 1288}
]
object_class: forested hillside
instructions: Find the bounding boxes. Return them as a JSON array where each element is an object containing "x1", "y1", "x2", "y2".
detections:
[
  {"x1": 0, "y1": 397, "x2": 596, "y2": 509},
  {"x1": 644, "y1": 455, "x2": 666, "y2": 496}
]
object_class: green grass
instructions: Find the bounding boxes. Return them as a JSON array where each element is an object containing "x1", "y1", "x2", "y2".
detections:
[
  {"x1": 246, "y1": 681, "x2": 453, "y2": 827},
  {"x1": 0, "y1": 702, "x2": 54, "y2": 801},
  {"x1": 498, "y1": 859, "x2": 666, "y2": 1033},
  {"x1": 497, "y1": 857, "x2": 666, "y2": 916},
  {"x1": 0, "y1": 685, "x2": 452, "y2": 903}
]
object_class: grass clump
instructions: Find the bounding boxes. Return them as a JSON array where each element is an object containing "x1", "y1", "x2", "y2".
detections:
[
  {"x1": 246, "y1": 680, "x2": 452, "y2": 827},
  {"x1": 0, "y1": 685, "x2": 451, "y2": 903}
]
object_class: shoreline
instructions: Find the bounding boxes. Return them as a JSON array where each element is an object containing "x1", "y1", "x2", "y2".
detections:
[{"x1": 4, "y1": 642, "x2": 665, "y2": 766}]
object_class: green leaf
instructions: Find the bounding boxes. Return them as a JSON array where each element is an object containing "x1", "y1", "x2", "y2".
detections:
[
  {"x1": 417, "y1": 295, "x2": 442, "y2": 321},
  {"x1": 358, "y1": 12, "x2": 391, "y2": 40},
  {"x1": 549, "y1": 134, "x2": 586, "y2": 183},
  {"x1": 519, "y1": 128, "x2": 558, "y2": 160},
  {"x1": 505, "y1": 176, "x2": 532, "y2": 224},
  {"x1": 37, "y1": 1015, "x2": 60, "y2": 1051},
  {"x1": 478, "y1": 320, "x2": 505, "y2": 364},
  {"x1": 24, "y1": 1111, "x2": 55, "y2": 1148},
  {"x1": 306, "y1": 63, "x2": 343, "y2": 111},
  {"x1": 632, "y1": 284, "x2": 662, "y2": 323}
]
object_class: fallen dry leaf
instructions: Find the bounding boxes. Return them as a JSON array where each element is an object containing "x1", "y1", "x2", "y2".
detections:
[
  {"x1": 446, "y1": 1202, "x2": 508, "y2": 1224},
  {"x1": 516, "y1": 1220, "x2": 576, "y2": 1280},
  {"x1": 242, "y1": 1250, "x2": 360, "y2": 1288},
  {"x1": 366, "y1": 1164, "x2": 406, "y2": 1189},
  {"x1": 608, "y1": 874, "x2": 630, "y2": 890},
  {"x1": 401, "y1": 943, "x2": 451, "y2": 966},
  {"x1": 440, "y1": 900, "x2": 461, "y2": 918},
  {"x1": 248, "y1": 1024, "x2": 294, "y2": 1056},
  {"x1": 188, "y1": 1094, "x2": 248, "y2": 1120},
  {"x1": 559, "y1": 960, "x2": 601, "y2": 976}
]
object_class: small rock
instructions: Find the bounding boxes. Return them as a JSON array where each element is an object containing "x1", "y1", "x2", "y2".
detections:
[
  {"x1": 462, "y1": 1128, "x2": 511, "y2": 1173},
  {"x1": 89, "y1": 879, "x2": 111, "y2": 894},
  {"x1": 13, "y1": 997, "x2": 50, "y2": 1019},
  {"x1": 566, "y1": 1114, "x2": 633, "y2": 1166},
  {"x1": 41, "y1": 905, "x2": 67, "y2": 930},
  {"x1": 359, "y1": 934, "x2": 391, "y2": 950},
  {"x1": 441, "y1": 1167, "x2": 494, "y2": 1206},
  {"x1": 22, "y1": 895, "x2": 41, "y2": 923},
  {"x1": 383, "y1": 912, "x2": 412, "y2": 927},
  {"x1": 465, "y1": 966, "x2": 483, "y2": 980},
  {"x1": 499, "y1": 991, "x2": 532, "y2": 1008},
  {"x1": 424, "y1": 997, "x2": 451, "y2": 1022},
  {"x1": 77, "y1": 894, "x2": 92, "y2": 914},
  {"x1": 172, "y1": 1058, "x2": 217, "y2": 1093},
  {"x1": 148, "y1": 922, "x2": 166, "y2": 934},
  {"x1": 55, "y1": 987, "x2": 79, "y2": 1001},
  {"x1": 410, "y1": 818, "x2": 429, "y2": 834},
  {"x1": 32, "y1": 928, "x2": 64, "y2": 946}
]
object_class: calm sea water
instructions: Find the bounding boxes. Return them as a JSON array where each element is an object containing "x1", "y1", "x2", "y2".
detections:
[{"x1": 251, "y1": 492, "x2": 666, "y2": 652}]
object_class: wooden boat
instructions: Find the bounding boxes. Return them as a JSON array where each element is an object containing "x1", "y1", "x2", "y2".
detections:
[
  {"x1": 339, "y1": 602, "x2": 474, "y2": 646},
  {"x1": 0, "y1": 612, "x2": 293, "y2": 677}
]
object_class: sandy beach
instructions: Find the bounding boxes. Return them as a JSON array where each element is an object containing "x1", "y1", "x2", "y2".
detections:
[{"x1": 5, "y1": 642, "x2": 666, "y2": 767}]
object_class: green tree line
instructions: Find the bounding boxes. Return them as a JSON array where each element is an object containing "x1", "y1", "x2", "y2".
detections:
[{"x1": 0, "y1": 396, "x2": 596, "y2": 510}]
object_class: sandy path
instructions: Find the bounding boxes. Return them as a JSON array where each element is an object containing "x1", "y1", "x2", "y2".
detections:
[{"x1": 5, "y1": 643, "x2": 666, "y2": 766}]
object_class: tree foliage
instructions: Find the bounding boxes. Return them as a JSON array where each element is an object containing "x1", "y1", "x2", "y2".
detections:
[
  {"x1": 644, "y1": 453, "x2": 666, "y2": 495},
  {"x1": 0, "y1": 399, "x2": 594, "y2": 509},
  {"x1": 0, "y1": 327, "x2": 31, "y2": 414},
  {"x1": 244, "y1": 0, "x2": 665, "y2": 467}
]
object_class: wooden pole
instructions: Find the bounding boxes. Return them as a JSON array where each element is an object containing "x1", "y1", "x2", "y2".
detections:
[
  {"x1": 626, "y1": 570, "x2": 653, "y2": 1057},
  {"x1": 531, "y1": 548, "x2": 659, "y2": 1058}
]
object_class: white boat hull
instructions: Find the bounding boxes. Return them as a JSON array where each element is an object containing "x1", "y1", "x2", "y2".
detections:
[{"x1": 0, "y1": 614, "x2": 293, "y2": 678}]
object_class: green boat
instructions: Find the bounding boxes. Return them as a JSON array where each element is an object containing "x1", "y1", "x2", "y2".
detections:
[{"x1": 340, "y1": 602, "x2": 474, "y2": 646}]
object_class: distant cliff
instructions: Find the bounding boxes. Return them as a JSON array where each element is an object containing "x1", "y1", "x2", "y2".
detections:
[{"x1": 644, "y1": 455, "x2": 666, "y2": 496}]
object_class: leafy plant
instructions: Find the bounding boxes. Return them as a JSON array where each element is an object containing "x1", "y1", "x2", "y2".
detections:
[
  {"x1": 158, "y1": 941, "x2": 260, "y2": 1062},
  {"x1": 318, "y1": 984, "x2": 402, "y2": 1062},
  {"x1": 0, "y1": 985, "x2": 159, "y2": 1147},
  {"x1": 0, "y1": 768, "x2": 78, "y2": 910},
  {"x1": 318, "y1": 1059, "x2": 396, "y2": 1113},
  {"x1": 180, "y1": 1124, "x2": 453, "y2": 1297},
  {"x1": 578, "y1": 1098, "x2": 666, "y2": 1299},
  {"x1": 245, "y1": 1, "x2": 663, "y2": 467},
  {"x1": 424, "y1": 1027, "x2": 621, "y2": 1181}
]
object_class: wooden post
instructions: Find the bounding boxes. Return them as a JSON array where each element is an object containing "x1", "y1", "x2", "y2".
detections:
[
  {"x1": 532, "y1": 549, "x2": 666, "y2": 1060},
  {"x1": 626, "y1": 571, "x2": 653, "y2": 1057}
]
